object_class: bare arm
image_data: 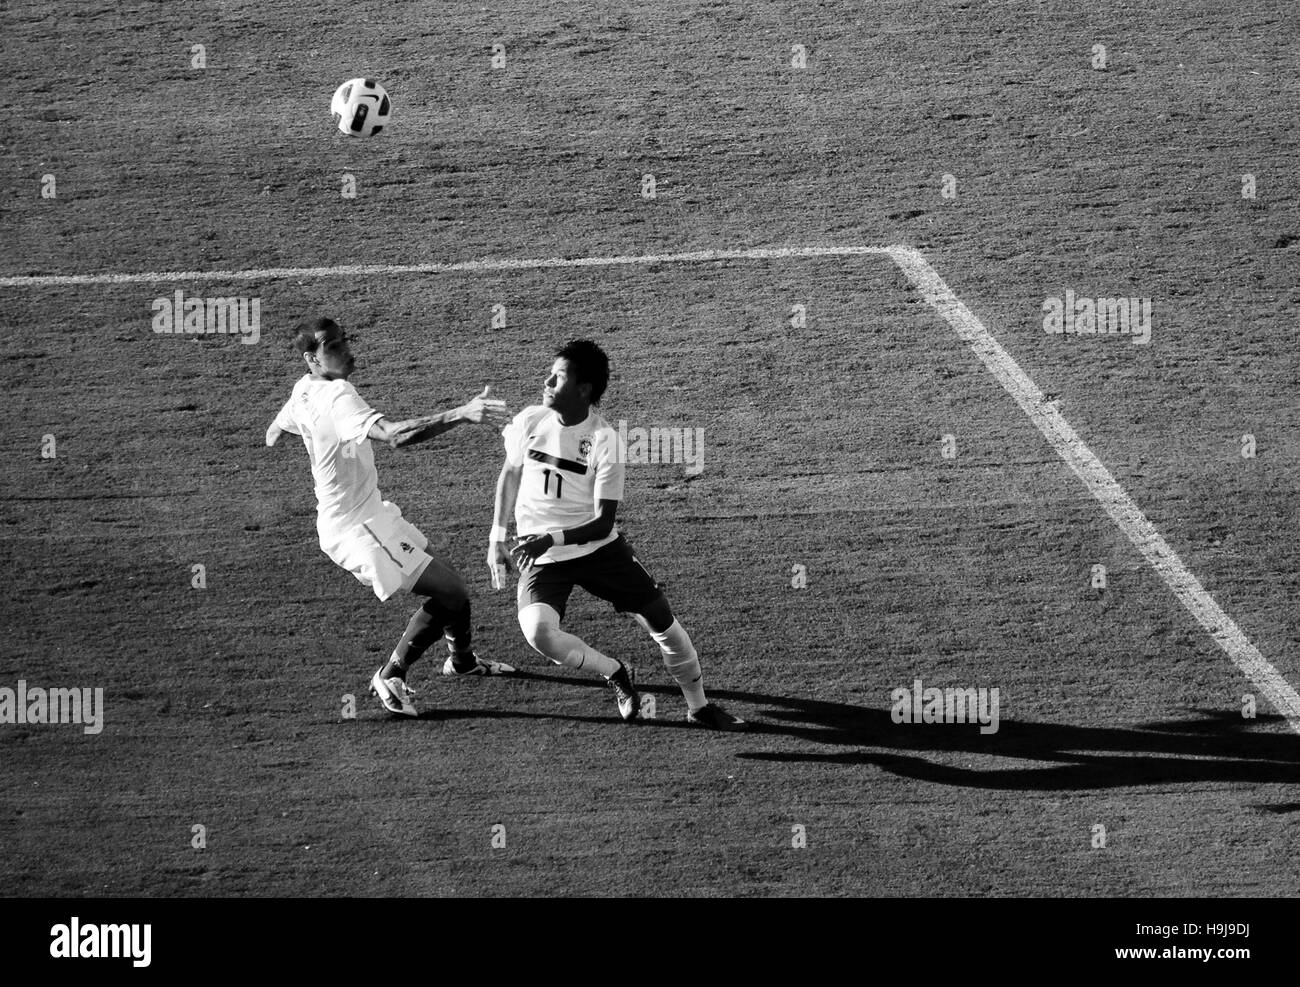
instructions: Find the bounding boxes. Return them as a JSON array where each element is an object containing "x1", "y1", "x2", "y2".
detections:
[
  {"x1": 493, "y1": 460, "x2": 522, "y2": 533},
  {"x1": 369, "y1": 409, "x2": 465, "y2": 449},
  {"x1": 265, "y1": 423, "x2": 285, "y2": 447},
  {"x1": 487, "y1": 461, "x2": 522, "y2": 587},
  {"x1": 369, "y1": 386, "x2": 509, "y2": 450}
]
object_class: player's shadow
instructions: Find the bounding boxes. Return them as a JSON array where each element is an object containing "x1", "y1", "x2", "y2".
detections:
[
  {"x1": 449, "y1": 672, "x2": 1300, "y2": 791},
  {"x1": 715, "y1": 687, "x2": 1300, "y2": 791}
]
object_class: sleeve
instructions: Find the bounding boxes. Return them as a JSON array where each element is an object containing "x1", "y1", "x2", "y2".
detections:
[
  {"x1": 502, "y1": 409, "x2": 530, "y2": 467},
  {"x1": 591, "y1": 425, "x2": 625, "y2": 503},
  {"x1": 272, "y1": 396, "x2": 301, "y2": 435},
  {"x1": 330, "y1": 382, "x2": 384, "y2": 444}
]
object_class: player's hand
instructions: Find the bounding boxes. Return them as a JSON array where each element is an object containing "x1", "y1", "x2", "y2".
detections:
[
  {"x1": 510, "y1": 534, "x2": 554, "y2": 571},
  {"x1": 459, "y1": 386, "x2": 511, "y2": 427},
  {"x1": 488, "y1": 539, "x2": 513, "y2": 590}
]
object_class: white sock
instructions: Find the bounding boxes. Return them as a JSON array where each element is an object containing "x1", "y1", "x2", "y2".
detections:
[
  {"x1": 520, "y1": 605, "x2": 620, "y2": 678},
  {"x1": 642, "y1": 618, "x2": 706, "y2": 712},
  {"x1": 561, "y1": 636, "x2": 620, "y2": 678}
]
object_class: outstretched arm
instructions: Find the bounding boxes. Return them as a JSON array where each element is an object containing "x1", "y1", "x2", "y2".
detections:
[{"x1": 369, "y1": 386, "x2": 510, "y2": 450}]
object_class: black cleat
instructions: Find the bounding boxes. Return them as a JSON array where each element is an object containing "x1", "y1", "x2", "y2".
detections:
[{"x1": 687, "y1": 702, "x2": 748, "y2": 732}]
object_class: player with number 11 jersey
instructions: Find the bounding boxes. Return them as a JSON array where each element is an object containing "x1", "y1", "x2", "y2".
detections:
[
  {"x1": 508, "y1": 403, "x2": 622, "y2": 564},
  {"x1": 489, "y1": 339, "x2": 747, "y2": 731}
]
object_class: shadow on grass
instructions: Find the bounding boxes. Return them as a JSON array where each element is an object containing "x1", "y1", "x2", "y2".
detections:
[
  {"x1": 418, "y1": 670, "x2": 1300, "y2": 791},
  {"x1": 718, "y1": 688, "x2": 1300, "y2": 791}
]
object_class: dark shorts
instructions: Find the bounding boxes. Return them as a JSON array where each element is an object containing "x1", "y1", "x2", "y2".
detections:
[{"x1": 517, "y1": 535, "x2": 664, "y2": 620}]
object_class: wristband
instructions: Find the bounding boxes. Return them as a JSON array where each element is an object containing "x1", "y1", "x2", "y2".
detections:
[
  {"x1": 550, "y1": 529, "x2": 566, "y2": 547},
  {"x1": 490, "y1": 524, "x2": 508, "y2": 542}
]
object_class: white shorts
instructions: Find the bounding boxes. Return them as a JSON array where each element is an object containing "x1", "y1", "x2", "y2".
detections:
[{"x1": 320, "y1": 500, "x2": 432, "y2": 601}]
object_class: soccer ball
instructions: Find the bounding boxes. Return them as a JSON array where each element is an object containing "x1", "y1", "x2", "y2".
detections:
[{"x1": 330, "y1": 78, "x2": 392, "y2": 137}]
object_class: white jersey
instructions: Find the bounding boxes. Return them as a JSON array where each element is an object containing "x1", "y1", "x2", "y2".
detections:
[
  {"x1": 503, "y1": 405, "x2": 624, "y2": 563},
  {"x1": 273, "y1": 374, "x2": 386, "y2": 542}
]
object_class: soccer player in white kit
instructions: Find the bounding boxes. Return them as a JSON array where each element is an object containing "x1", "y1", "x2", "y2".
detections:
[
  {"x1": 488, "y1": 340, "x2": 747, "y2": 731},
  {"x1": 266, "y1": 317, "x2": 515, "y2": 718}
]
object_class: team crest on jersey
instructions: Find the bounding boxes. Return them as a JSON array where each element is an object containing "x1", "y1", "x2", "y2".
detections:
[
  {"x1": 579, "y1": 436, "x2": 593, "y2": 459},
  {"x1": 400, "y1": 542, "x2": 414, "y2": 554}
]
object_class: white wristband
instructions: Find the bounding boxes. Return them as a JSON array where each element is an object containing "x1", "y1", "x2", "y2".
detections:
[
  {"x1": 490, "y1": 524, "x2": 508, "y2": 542},
  {"x1": 550, "y1": 529, "x2": 566, "y2": 546}
]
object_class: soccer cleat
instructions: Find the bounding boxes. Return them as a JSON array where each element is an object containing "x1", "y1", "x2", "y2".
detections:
[
  {"x1": 441, "y1": 652, "x2": 516, "y2": 676},
  {"x1": 686, "y1": 703, "x2": 748, "y2": 732},
  {"x1": 370, "y1": 668, "x2": 418, "y2": 717},
  {"x1": 606, "y1": 662, "x2": 639, "y2": 722}
]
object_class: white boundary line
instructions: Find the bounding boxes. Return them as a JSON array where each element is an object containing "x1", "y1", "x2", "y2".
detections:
[
  {"x1": 0, "y1": 245, "x2": 891, "y2": 288},
  {"x1": 5, "y1": 244, "x2": 1298, "y2": 731},
  {"x1": 887, "y1": 246, "x2": 1300, "y2": 732}
]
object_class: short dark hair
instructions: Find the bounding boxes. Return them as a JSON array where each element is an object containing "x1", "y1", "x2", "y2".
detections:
[
  {"x1": 556, "y1": 339, "x2": 609, "y2": 404},
  {"x1": 292, "y1": 317, "x2": 339, "y2": 355}
]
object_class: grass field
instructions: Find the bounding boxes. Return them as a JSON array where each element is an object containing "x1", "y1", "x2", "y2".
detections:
[{"x1": 2, "y1": 0, "x2": 1298, "y2": 897}]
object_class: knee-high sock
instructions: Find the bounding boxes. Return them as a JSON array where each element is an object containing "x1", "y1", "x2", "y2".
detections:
[
  {"x1": 391, "y1": 597, "x2": 471, "y2": 670},
  {"x1": 641, "y1": 617, "x2": 706, "y2": 711},
  {"x1": 391, "y1": 597, "x2": 451, "y2": 670},
  {"x1": 519, "y1": 605, "x2": 620, "y2": 678},
  {"x1": 442, "y1": 598, "x2": 473, "y2": 658}
]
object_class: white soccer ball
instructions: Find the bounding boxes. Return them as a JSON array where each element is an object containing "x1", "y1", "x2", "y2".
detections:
[{"x1": 330, "y1": 78, "x2": 392, "y2": 137}]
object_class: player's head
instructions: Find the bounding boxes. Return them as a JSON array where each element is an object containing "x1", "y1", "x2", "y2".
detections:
[
  {"x1": 293, "y1": 317, "x2": 355, "y2": 380},
  {"x1": 544, "y1": 339, "x2": 609, "y2": 418}
]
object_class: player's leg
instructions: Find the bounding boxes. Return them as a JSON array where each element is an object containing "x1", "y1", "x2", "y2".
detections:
[
  {"x1": 366, "y1": 553, "x2": 456, "y2": 717},
  {"x1": 632, "y1": 595, "x2": 703, "y2": 708},
  {"x1": 415, "y1": 555, "x2": 515, "y2": 676},
  {"x1": 518, "y1": 603, "x2": 619, "y2": 676},
  {"x1": 519, "y1": 604, "x2": 639, "y2": 722},
  {"x1": 631, "y1": 600, "x2": 746, "y2": 731},
  {"x1": 379, "y1": 555, "x2": 468, "y2": 679},
  {"x1": 516, "y1": 563, "x2": 639, "y2": 721},
  {"x1": 324, "y1": 509, "x2": 438, "y2": 716},
  {"x1": 580, "y1": 538, "x2": 747, "y2": 731},
  {"x1": 380, "y1": 555, "x2": 513, "y2": 683}
]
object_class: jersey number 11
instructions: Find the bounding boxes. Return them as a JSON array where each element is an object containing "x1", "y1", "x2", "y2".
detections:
[{"x1": 542, "y1": 468, "x2": 563, "y2": 498}]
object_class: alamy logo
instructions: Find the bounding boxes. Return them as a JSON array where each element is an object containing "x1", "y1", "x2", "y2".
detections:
[
  {"x1": 1042, "y1": 290, "x2": 1151, "y2": 344},
  {"x1": 0, "y1": 680, "x2": 103, "y2": 735},
  {"x1": 890, "y1": 677, "x2": 1000, "y2": 734},
  {"x1": 151, "y1": 289, "x2": 261, "y2": 345},
  {"x1": 50, "y1": 917, "x2": 151, "y2": 967},
  {"x1": 607, "y1": 420, "x2": 705, "y2": 476}
]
